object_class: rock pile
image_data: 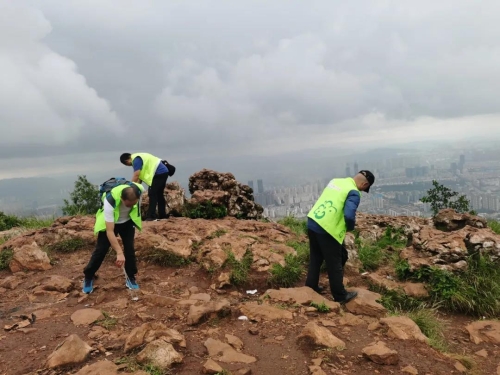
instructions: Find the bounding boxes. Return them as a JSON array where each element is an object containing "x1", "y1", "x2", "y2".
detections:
[
  {"x1": 187, "y1": 169, "x2": 263, "y2": 220},
  {"x1": 140, "y1": 169, "x2": 263, "y2": 220}
]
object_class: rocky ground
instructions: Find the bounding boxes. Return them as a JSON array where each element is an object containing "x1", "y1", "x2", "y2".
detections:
[{"x1": 1, "y1": 211, "x2": 500, "y2": 375}]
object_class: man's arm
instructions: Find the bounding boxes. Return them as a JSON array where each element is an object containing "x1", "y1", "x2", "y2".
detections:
[
  {"x1": 103, "y1": 200, "x2": 125, "y2": 267},
  {"x1": 131, "y1": 157, "x2": 142, "y2": 183},
  {"x1": 344, "y1": 190, "x2": 361, "y2": 231}
]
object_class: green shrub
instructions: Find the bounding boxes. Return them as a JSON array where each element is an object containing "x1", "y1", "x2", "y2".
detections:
[
  {"x1": 412, "y1": 256, "x2": 500, "y2": 317},
  {"x1": 357, "y1": 226, "x2": 407, "y2": 271},
  {"x1": 408, "y1": 309, "x2": 448, "y2": 352},
  {"x1": 225, "y1": 250, "x2": 253, "y2": 285},
  {"x1": 310, "y1": 301, "x2": 330, "y2": 313},
  {"x1": 184, "y1": 201, "x2": 227, "y2": 219},
  {"x1": 50, "y1": 238, "x2": 87, "y2": 253},
  {"x1": 0, "y1": 212, "x2": 22, "y2": 231},
  {"x1": 143, "y1": 248, "x2": 190, "y2": 267},
  {"x1": 268, "y1": 254, "x2": 303, "y2": 287},
  {"x1": 286, "y1": 240, "x2": 310, "y2": 264},
  {"x1": 488, "y1": 220, "x2": 500, "y2": 234},
  {"x1": 0, "y1": 248, "x2": 14, "y2": 270},
  {"x1": 372, "y1": 287, "x2": 428, "y2": 313},
  {"x1": 0, "y1": 211, "x2": 54, "y2": 232}
]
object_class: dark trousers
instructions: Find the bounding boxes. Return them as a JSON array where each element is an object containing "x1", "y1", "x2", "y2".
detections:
[
  {"x1": 147, "y1": 172, "x2": 168, "y2": 219},
  {"x1": 305, "y1": 229, "x2": 349, "y2": 301},
  {"x1": 83, "y1": 220, "x2": 137, "y2": 279}
]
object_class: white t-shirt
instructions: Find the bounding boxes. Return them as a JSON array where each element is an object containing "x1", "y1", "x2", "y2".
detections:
[{"x1": 104, "y1": 199, "x2": 132, "y2": 224}]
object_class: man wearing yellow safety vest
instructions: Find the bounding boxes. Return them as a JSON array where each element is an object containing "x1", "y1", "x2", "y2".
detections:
[
  {"x1": 82, "y1": 182, "x2": 144, "y2": 294},
  {"x1": 305, "y1": 170, "x2": 375, "y2": 303},
  {"x1": 120, "y1": 152, "x2": 170, "y2": 221}
]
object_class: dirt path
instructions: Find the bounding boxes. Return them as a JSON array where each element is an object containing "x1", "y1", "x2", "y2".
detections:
[{"x1": 0, "y1": 249, "x2": 497, "y2": 375}]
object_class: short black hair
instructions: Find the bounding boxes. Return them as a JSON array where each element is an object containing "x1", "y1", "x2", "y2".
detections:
[
  {"x1": 121, "y1": 186, "x2": 140, "y2": 201},
  {"x1": 120, "y1": 153, "x2": 131, "y2": 165}
]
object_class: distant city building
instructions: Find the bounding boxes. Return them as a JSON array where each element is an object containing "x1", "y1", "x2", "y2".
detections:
[
  {"x1": 354, "y1": 161, "x2": 359, "y2": 173},
  {"x1": 345, "y1": 163, "x2": 351, "y2": 177},
  {"x1": 459, "y1": 154, "x2": 465, "y2": 172},
  {"x1": 257, "y1": 179, "x2": 264, "y2": 194},
  {"x1": 248, "y1": 180, "x2": 254, "y2": 189}
]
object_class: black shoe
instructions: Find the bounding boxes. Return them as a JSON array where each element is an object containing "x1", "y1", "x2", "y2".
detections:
[
  {"x1": 314, "y1": 286, "x2": 326, "y2": 294},
  {"x1": 159, "y1": 214, "x2": 170, "y2": 220},
  {"x1": 336, "y1": 291, "x2": 358, "y2": 304}
]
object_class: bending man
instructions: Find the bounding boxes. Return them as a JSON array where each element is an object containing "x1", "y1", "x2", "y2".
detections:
[
  {"x1": 120, "y1": 152, "x2": 169, "y2": 221},
  {"x1": 305, "y1": 170, "x2": 375, "y2": 303},
  {"x1": 82, "y1": 182, "x2": 144, "y2": 294}
]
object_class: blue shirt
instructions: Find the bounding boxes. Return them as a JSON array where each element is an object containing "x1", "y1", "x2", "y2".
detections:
[
  {"x1": 133, "y1": 156, "x2": 169, "y2": 175},
  {"x1": 308, "y1": 189, "x2": 361, "y2": 234}
]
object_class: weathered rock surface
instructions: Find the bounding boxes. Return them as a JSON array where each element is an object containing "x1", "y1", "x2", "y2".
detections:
[
  {"x1": 9, "y1": 242, "x2": 52, "y2": 273},
  {"x1": 136, "y1": 339, "x2": 183, "y2": 369},
  {"x1": 351, "y1": 209, "x2": 500, "y2": 270},
  {"x1": 74, "y1": 360, "x2": 118, "y2": 375},
  {"x1": 466, "y1": 320, "x2": 500, "y2": 344},
  {"x1": 345, "y1": 288, "x2": 386, "y2": 317},
  {"x1": 71, "y1": 308, "x2": 105, "y2": 326},
  {"x1": 188, "y1": 169, "x2": 264, "y2": 219},
  {"x1": 380, "y1": 316, "x2": 428, "y2": 343},
  {"x1": 204, "y1": 338, "x2": 257, "y2": 364},
  {"x1": 264, "y1": 287, "x2": 340, "y2": 312},
  {"x1": 434, "y1": 209, "x2": 488, "y2": 231},
  {"x1": 187, "y1": 299, "x2": 231, "y2": 325},
  {"x1": 298, "y1": 322, "x2": 346, "y2": 349},
  {"x1": 362, "y1": 341, "x2": 399, "y2": 365},
  {"x1": 239, "y1": 302, "x2": 294, "y2": 321},
  {"x1": 46, "y1": 334, "x2": 92, "y2": 369},
  {"x1": 1, "y1": 216, "x2": 299, "y2": 278}
]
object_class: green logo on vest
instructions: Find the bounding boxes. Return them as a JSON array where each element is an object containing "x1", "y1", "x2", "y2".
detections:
[{"x1": 313, "y1": 200, "x2": 338, "y2": 220}]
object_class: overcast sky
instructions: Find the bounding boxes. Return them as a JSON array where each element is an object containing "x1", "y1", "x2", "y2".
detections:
[{"x1": 2, "y1": 0, "x2": 500, "y2": 180}]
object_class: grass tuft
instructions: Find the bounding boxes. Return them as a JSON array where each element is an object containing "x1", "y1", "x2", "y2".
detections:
[
  {"x1": 357, "y1": 226, "x2": 407, "y2": 271},
  {"x1": 277, "y1": 216, "x2": 307, "y2": 236},
  {"x1": 50, "y1": 237, "x2": 87, "y2": 253},
  {"x1": 0, "y1": 248, "x2": 14, "y2": 270},
  {"x1": 268, "y1": 254, "x2": 304, "y2": 287},
  {"x1": 96, "y1": 311, "x2": 118, "y2": 329},
  {"x1": 488, "y1": 220, "x2": 500, "y2": 234},
  {"x1": 407, "y1": 308, "x2": 448, "y2": 352},
  {"x1": 225, "y1": 250, "x2": 253, "y2": 285},
  {"x1": 143, "y1": 248, "x2": 191, "y2": 267}
]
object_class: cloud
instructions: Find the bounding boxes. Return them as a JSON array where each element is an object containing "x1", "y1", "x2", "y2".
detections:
[
  {"x1": 0, "y1": 1, "x2": 122, "y2": 149},
  {"x1": 3, "y1": 0, "x2": 500, "y2": 176}
]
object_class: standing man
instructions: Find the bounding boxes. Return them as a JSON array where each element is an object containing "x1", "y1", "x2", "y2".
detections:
[
  {"x1": 82, "y1": 182, "x2": 144, "y2": 294},
  {"x1": 120, "y1": 152, "x2": 169, "y2": 221},
  {"x1": 305, "y1": 170, "x2": 375, "y2": 303}
]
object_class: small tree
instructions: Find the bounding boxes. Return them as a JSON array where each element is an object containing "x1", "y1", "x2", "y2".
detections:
[
  {"x1": 62, "y1": 175, "x2": 100, "y2": 215},
  {"x1": 421, "y1": 180, "x2": 472, "y2": 216}
]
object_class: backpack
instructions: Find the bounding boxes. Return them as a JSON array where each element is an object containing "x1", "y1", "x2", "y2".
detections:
[
  {"x1": 161, "y1": 160, "x2": 176, "y2": 177},
  {"x1": 98, "y1": 177, "x2": 135, "y2": 206}
]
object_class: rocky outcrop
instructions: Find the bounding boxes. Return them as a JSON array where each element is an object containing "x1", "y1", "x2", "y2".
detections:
[
  {"x1": 0, "y1": 216, "x2": 298, "y2": 277},
  {"x1": 188, "y1": 169, "x2": 263, "y2": 219},
  {"x1": 351, "y1": 209, "x2": 500, "y2": 272},
  {"x1": 434, "y1": 209, "x2": 488, "y2": 231}
]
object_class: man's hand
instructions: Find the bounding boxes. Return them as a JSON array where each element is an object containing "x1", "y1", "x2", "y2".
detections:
[
  {"x1": 115, "y1": 252, "x2": 125, "y2": 267},
  {"x1": 132, "y1": 169, "x2": 141, "y2": 183}
]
